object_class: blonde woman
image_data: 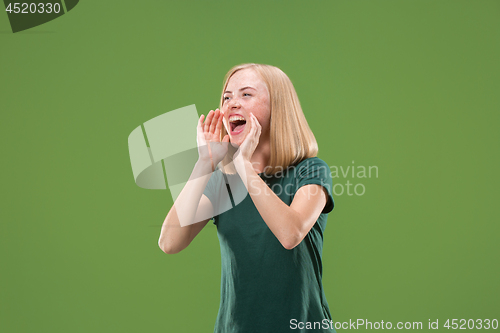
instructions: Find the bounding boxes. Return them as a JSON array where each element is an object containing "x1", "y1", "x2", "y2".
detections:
[{"x1": 159, "y1": 63, "x2": 336, "y2": 333}]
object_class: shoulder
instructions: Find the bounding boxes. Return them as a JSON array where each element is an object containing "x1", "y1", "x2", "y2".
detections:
[
  {"x1": 292, "y1": 157, "x2": 331, "y2": 180},
  {"x1": 292, "y1": 157, "x2": 334, "y2": 213},
  {"x1": 295, "y1": 157, "x2": 329, "y2": 169}
]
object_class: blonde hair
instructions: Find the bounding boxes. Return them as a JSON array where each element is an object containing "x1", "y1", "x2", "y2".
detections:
[{"x1": 219, "y1": 63, "x2": 318, "y2": 175}]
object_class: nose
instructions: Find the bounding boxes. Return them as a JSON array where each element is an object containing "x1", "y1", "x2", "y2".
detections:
[{"x1": 227, "y1": 96, "x2": 241, "y2": 109}]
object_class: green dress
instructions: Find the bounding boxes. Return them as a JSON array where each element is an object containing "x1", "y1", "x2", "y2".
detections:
[{"x1": 203, "y1": 157, "x2": 336, "y2": 333}]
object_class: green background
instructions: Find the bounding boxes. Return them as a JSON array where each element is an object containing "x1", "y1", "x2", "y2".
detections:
[{"x1": 1, "y1": 1, "x2": 498, "y2": 332}]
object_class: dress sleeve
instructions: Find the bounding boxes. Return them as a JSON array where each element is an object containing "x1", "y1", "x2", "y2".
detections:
[{"x1": 294, "y1": 157, "x2": 335, "y2": 214}]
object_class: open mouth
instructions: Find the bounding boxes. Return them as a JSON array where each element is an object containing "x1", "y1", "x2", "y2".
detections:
[{"x1": 229, "y1": 115, "x2": 247, "y2": 135}]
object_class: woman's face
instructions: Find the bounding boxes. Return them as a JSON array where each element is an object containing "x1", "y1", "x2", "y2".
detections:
[{"x1": 222, "y1": 68, "x2": 271, "y2": 147}]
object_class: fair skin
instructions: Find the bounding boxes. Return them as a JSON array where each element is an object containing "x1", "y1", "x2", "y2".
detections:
[{"x1": 158, "y1": 68, "x2": 328, "y2": 253}]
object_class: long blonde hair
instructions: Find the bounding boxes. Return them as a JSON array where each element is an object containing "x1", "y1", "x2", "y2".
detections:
[{"x1": 219, "y1": 63, "x2": 318, "y2": 175}]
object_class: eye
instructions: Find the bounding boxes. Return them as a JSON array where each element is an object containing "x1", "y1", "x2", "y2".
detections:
[
  {"x1": 223, "y1": 96, "x2": 230, "y2": 100},
  {"x1": 243, "y1": 93, "x2": 251, "y2": 97}
]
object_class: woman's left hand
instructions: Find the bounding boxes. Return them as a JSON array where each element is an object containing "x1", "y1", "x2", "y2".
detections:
[{"x1": 234, "y1": 112, "x2": 261, "y2": 171}]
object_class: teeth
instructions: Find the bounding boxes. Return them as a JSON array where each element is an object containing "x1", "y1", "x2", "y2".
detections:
[{"x1": 229, "y1": 115, "x2": 246, "y2": 122}]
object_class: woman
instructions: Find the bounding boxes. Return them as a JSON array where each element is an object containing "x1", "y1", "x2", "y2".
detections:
[{"x1": 158, "y1": 63, "x2": 336, "y2": 333}]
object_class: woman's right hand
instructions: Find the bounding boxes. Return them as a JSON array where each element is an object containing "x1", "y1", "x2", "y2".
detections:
[{"x1": 197, "y1": 108, "x2": 230, "y2": 171}]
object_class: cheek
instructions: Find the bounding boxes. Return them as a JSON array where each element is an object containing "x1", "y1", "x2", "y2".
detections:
[
  {"x1": 256, "y1": 105, "x2": 271, "y2": 129},
  {"x1": 250, "y1": 97, "x2": 267, "y2": 114},
  {"x1": 252, "y1": 116, "x2": 270, "y2": 134},
  {"x1": 261, "y1": 119, "x2": 271, "y2": 133}
]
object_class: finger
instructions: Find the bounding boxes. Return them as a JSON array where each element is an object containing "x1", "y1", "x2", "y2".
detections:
[
  {"x1": 250, "y1": 113, "x2": 261, "y2": 136},
  {"x1": 252, "y1": 114, "x2": 262, "y2": 134},
  {"x1": 210, "y1": 109, "x2": 219, "y2": 134},
  {"x1": 253, "y1": 113, "x2": 261, "y2": 128},
  {"x1": 214, "y1": 109, "x2": 223, "y2": 137},
  {"x1": 222, "y1": 134, "x2": 230, "y2": 142},
  {"x1": 249, "y1": 113, "x2": 257, "y2": 136},
  {"x1": 197, "y1": 114, "x2": 205, "y2": 133},
  {"x1": 197, "y1": 115, "x2": 207, "y2": 145},
  {"x1": 222, "y1": 113, "x2": 229, "y2": 135},
  {"x1": 204, "y1": 110, "x2": 214, "y2": 132}
]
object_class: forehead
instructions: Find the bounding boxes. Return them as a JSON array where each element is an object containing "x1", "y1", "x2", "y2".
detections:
[{"x1": 226, "y1": 68, "x2": 266, "y2": 91}]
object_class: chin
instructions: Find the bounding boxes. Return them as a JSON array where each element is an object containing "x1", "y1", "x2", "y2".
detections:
[
  {"x1": 229, "y1": 139, "x2": 242, "y2": 148},
  {"x1": 229, "y1": 132, "x2": 248, "y2": 148}
]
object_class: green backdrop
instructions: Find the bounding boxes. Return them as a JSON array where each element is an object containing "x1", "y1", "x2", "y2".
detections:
[{"x1": 1, "y1": 1, "x2": 498, "y2": 332}]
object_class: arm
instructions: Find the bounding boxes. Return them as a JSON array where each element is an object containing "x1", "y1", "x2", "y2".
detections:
[
  {"x1": 158, "y1": 109, "x2": 229, "y2": 254},
  {"x1": 234, "y1": 113, "x2": 328, "y2": 250},
  {"x1": 237, "y1": 158, "x2": 328, "y2": 250},
  {"x1": 158, "y1": 159, "x2": 214, "y2": 254}
]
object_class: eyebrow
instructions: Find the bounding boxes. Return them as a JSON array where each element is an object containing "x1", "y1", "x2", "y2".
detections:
[{"x1": 224, "y1": 86, "x2": 257, "y2": 94}]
